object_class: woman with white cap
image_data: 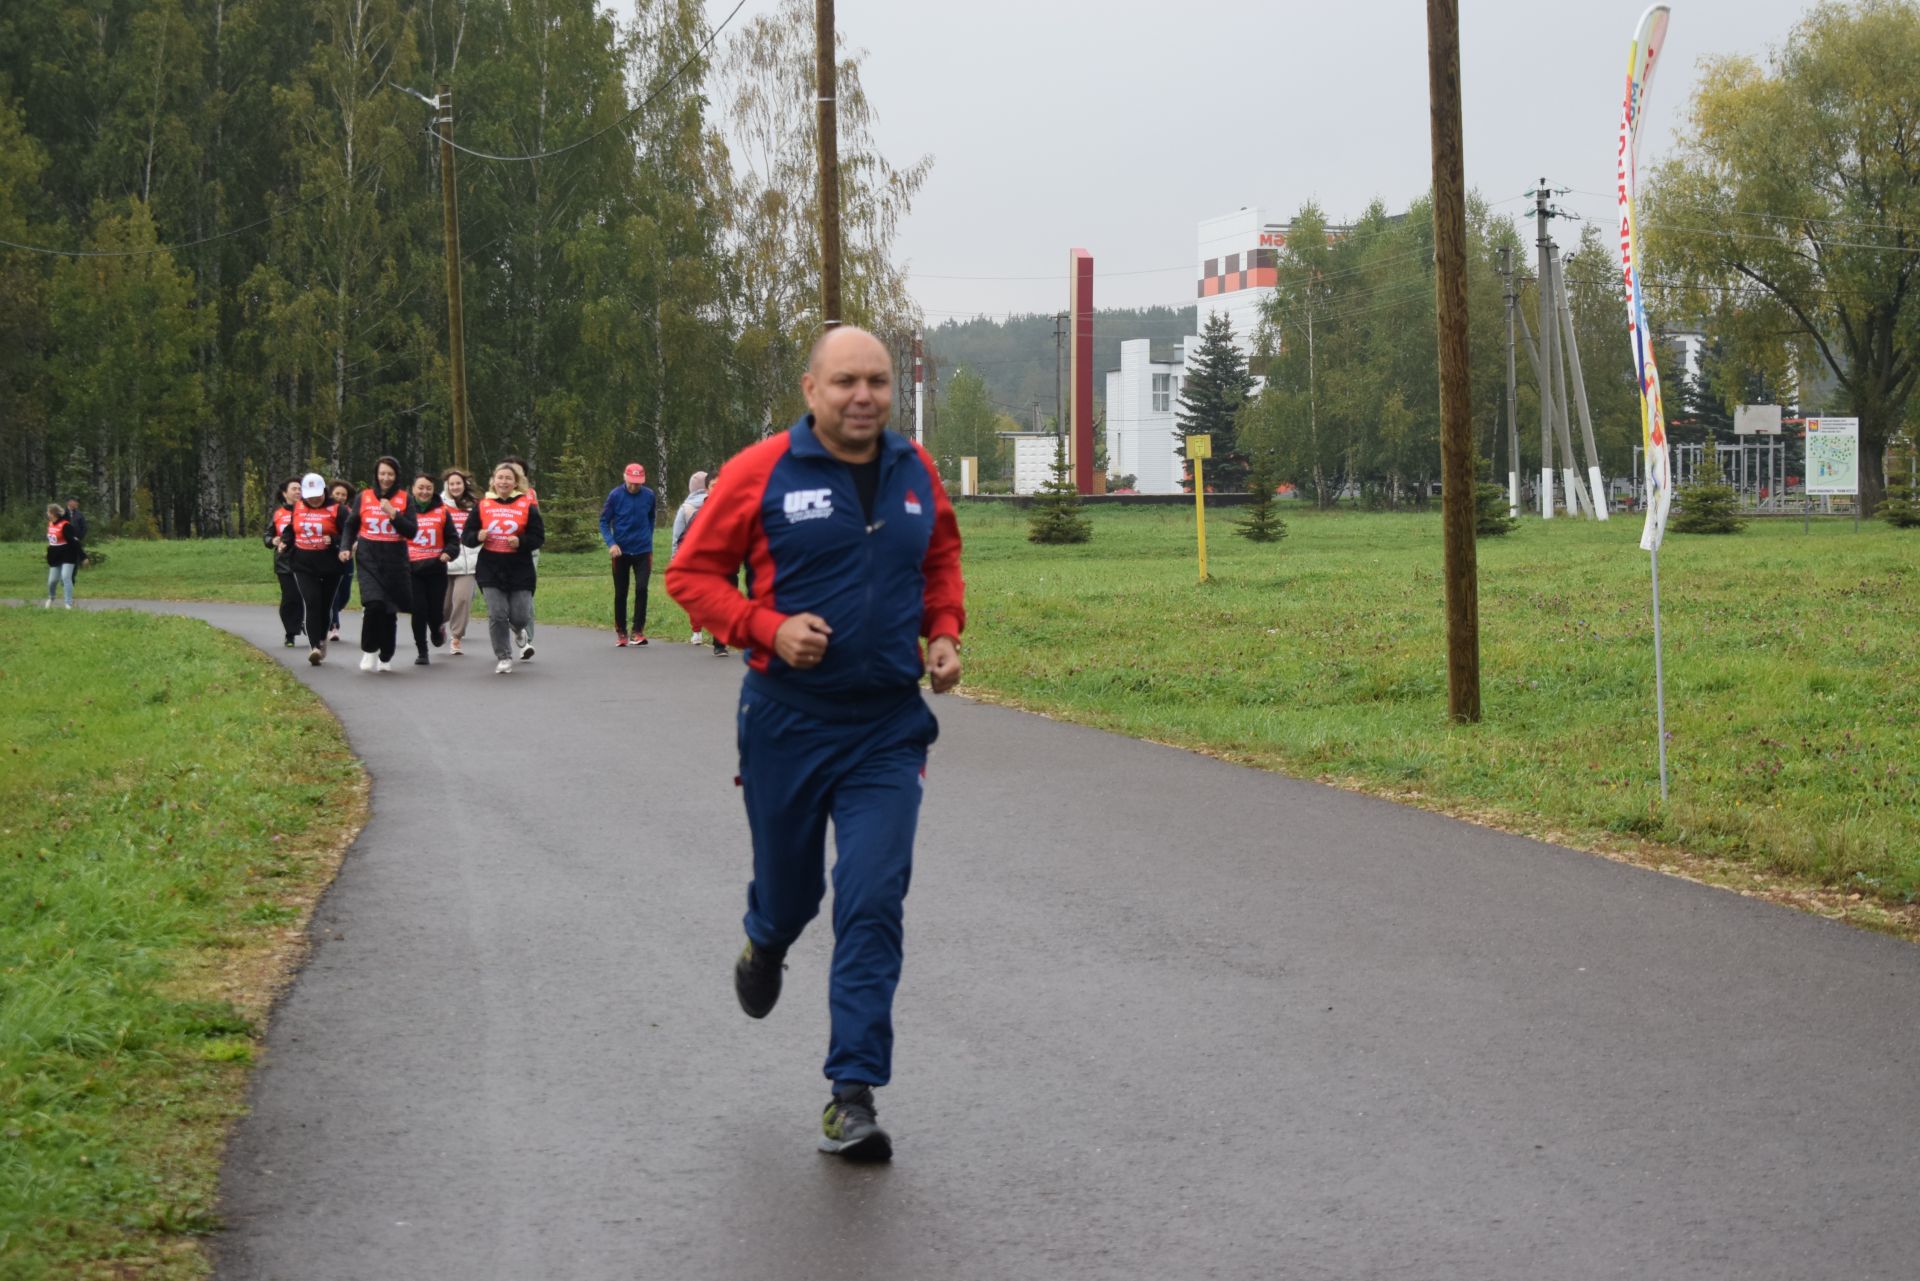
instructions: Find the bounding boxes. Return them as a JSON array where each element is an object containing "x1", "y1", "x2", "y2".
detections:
[{"x1": 279, "y1": 473, "x2": 352, "y2": 665}]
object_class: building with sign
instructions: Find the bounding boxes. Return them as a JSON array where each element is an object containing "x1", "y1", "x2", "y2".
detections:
[{"x1": 1107, "y1": 207, "x2": 1329, "y2": 493}]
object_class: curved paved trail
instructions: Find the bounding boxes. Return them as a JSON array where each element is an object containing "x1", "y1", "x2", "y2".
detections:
[{"x1": 113, "y1": 602, "x2": 1920, "y2": 1279}]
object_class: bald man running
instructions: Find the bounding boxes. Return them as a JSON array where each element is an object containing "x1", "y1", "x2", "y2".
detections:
[{"x1": 666, "y1": 327, "x2": 965, "y2": 1161}]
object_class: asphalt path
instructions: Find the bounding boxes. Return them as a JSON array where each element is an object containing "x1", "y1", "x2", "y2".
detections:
[{"x1": 97, "y1": 601, "x2": 1920, "y2": 1280}]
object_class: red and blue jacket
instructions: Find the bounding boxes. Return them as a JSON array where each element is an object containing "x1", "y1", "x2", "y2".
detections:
[{"x1": 665, "y1": 416, "x2": 964, "y2": 715}]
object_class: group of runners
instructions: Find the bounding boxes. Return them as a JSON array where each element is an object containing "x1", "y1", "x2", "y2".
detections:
[
  {"x1": 269, "y1": 457, "x2": 544, "y2": 674},
  {"x1": 265, "y1": 456, "x2": 731, "y2": 672}
]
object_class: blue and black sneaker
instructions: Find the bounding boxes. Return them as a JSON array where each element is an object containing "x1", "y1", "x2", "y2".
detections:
[
  {"x1": 819, "y1": 1085, "x2": 892, "y2": 1161},
  {"x1": 733, "y1": 940, "x2": 786, "y2": 1019}
]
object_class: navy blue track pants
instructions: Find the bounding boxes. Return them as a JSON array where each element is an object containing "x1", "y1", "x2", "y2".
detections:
[{"x1": 737, "y1": 686, "x2": 938, "y2": 1088}]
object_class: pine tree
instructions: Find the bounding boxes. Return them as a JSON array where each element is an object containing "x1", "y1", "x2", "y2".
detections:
[
  {"x1": 1175, "y1": 312, "x2": 1255, "y2": 491},
  {"x1": 1671, "y1": 436, "x2": 1746, "y2": 534},
  {"x1": 1234, "y1": 451, "x2": 1288, "y2": 543},
  {"x1": 1027, "y1": 437, "x2": 1091, "y2": 545}
]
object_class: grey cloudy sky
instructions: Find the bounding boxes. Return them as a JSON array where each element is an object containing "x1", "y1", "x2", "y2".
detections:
[{"x1": 702, "y1": 1, "x2": 1816, "y2": 319}]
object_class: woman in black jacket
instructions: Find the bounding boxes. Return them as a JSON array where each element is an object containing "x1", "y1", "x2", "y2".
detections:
[
  {"x1": 264, "y1": 477, "x2": 303, "y2": 647},
  {"x1": 461, "y1": 461, "x2": 545, "y2": 674},
  {"x1": 278, "y1": 474, "x2": 352, "y2": 665},
  {"x1": 404, "y1": 472, "x2": 454, "y2": 666},
  {"x1": 44, "y1": 504, "x2": 83, "y2": 609},
  {"x1": 345, "y1": 455, "x2": 418, "y2": 673}
]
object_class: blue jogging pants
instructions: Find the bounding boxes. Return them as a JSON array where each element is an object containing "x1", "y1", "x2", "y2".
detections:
[{"x1": 737, "y1": 684, "x2": 938, "y2": 1088}]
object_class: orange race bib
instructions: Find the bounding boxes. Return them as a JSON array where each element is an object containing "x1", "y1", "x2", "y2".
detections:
[
  {"x1": 357, "y1": 489, "x2": 405, "y2": 542},
  {"x1": 293, "y1": 503, "x2": 340, "y2": 551},
  {"x1": 409, "y1": 507, "x2": 449, "y2": 562},
  {"x1": 479, "y1": 495, "x2": 533, "y2": 553},
  {"x1": 47, "y1": 521, "x2": 66, "y2": 546}
]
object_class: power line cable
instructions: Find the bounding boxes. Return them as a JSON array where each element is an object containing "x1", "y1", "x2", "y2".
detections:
[{"x1": 438, "y1": 0, "x2": 748, "y2": 164}]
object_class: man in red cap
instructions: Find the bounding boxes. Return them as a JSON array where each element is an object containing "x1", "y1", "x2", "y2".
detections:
[{"x1": 599, "y1": 462, "x2": 658, "y2": 646}]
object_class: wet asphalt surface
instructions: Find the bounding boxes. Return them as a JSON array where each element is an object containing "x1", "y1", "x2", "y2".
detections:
[{"x1": 98, "y1": 602, "x2": 1920, "y2": 1280}]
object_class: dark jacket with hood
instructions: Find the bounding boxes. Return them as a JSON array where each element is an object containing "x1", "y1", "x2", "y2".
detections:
[{"x1": 345, "y1": 458, "x2": 418, "y2": 610}]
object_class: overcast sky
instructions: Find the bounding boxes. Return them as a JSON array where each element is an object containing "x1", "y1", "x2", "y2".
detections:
[{"x1": 697, "y1": 0, "x2": 1816, "y2": 320}]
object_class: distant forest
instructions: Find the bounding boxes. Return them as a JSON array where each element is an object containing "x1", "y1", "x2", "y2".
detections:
[{"x1": 924, "y1": 306, "x2": 1198, "y2": 429}]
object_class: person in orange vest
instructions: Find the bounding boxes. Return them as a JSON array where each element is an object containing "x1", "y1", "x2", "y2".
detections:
[
  {"x1": 344, "y1": 456, "x2": 418, "y2": 673},
  {"x1": 279, "y1": 473, "x2": 353, "y2": 665},
  {"x1": 405, "y1": 472, "x2": 454, "y2": 666},
  {"x1": 440, "y1": 468, "x2": 480, "y2": 657},
  {"x1": 460, "y1": 461, "x2": 546, "y2": 674},
  {"x1": 327, "y1": 479, "x2": 355, "y2": 641},
  {"x1": 44, "y1": 503, "x2": 83, "y2": 609},
  {"x1": 264, "y1": 477, "x2": 304, "y2": 647}
]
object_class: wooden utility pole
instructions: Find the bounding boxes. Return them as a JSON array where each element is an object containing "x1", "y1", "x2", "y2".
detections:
[
  {"x1": 815, "y1": 1, "x2": 841, "y2": 329},
  {"x1": 1426, "y1": 0, "x2": 1481, "y2": 723},
  {"x1": 434, "y1": 86, "x2": 470, "y2": 471}
]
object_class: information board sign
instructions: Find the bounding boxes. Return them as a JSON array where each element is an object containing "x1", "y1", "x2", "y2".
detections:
[
  {"x1": 1186, "y1": 434, "x2": 1212, "y2": 461},
  {"x1": 1805, "y1": 418, "x2": 1860, "y2": 496}
]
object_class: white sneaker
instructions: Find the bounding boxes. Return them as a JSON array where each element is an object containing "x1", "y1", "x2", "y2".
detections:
[
  {"x1": 689, "y1": 631, "x2": 701, "y2": 645},
  {"x1": 64, "y1": 602, "x2": 72, "y2": 610},
  {"x1": 519, "y1": 643, "x2": 535, "y2": 661},
  {"x1": 359, "y1": 652, "x2": 377, "y2": 671},
  {"x1": 495, "y1": 659, "x2": 513, "y2": 675},
  {"x1": 376, "y1": 659, "x2": 393, "y2": 673},
  {"x1": 308, "y1": 649, "x2": 324, "y2": 666},
  {"x1": 43, "y1": 598, "x2": 51, "y2": 609},
  {"x1": 511, "y1": 629, "x2": 526, "y2": 652}
]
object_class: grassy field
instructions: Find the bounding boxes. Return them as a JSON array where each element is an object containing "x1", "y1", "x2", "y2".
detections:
[
  {"x1": 5, "y1": 507, "x2": 1915, "y2": 921},
  {"x1": 0, "y1": 609, "x2": 363, "y2": 1279}
]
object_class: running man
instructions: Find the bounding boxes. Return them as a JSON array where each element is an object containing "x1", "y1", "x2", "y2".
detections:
[
  {"x1": 600, "y1": 462, "x2": 656, "y2": 647},
  {"x1": 665, "y1": 326, "x2": 964, "y2": 1162}
]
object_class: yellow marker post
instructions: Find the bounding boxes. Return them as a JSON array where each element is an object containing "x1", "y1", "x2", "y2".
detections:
[{"x1": 1187, "y1": 434, "x2": 1212, "y2": 582}]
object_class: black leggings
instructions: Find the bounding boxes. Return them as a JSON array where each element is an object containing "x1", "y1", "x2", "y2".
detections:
[
  {"x1": 360, "y1": 603, "x2": 399, "y2": 660},
  {"x1": 276, "y1": 571, "x2": 304, "y2": 641},
  {"x1": 409, "y1": 564, "x2": 449, "y2": 653},
  {"x1": 293, "y1": 571, "x2": 339, "y2": 648},
  {"x1": 612, "y1": 553, "x2": 651, "y2": 634}
]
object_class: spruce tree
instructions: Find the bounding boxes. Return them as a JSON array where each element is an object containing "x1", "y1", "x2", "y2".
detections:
[
  {"x1": 1475, "y1": 482, "x2": 1518, "y2": 536},
  {"x1": 1234, "y1": 451, "x2": 1289, "y2": 543},
  {"x1": 1027, "y1": 437, "x2": 1092, "y2": 545},
  {"x1": 1175, "y1": 312, "x2": 1255, "y2": 492},
  {"x1": 541, "y1": 448, "x2": 602, "y2": 553},
  {"x1": 1671, "y1": 436, "x2": 1746, "y2": 534}
]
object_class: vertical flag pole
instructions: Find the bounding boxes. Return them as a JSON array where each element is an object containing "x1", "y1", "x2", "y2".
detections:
[
  {"x1": 1649, "y1": 548, "x2": 1670, "y2": 802},
  {"x1": 1621, "y1": 3, "x2": 1675, "y2": 803}
]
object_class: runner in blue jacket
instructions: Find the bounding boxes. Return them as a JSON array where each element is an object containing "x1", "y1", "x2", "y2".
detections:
[
  {"x1": 666, "y1": 326, "x2": 964, "y2": 1163},
  {"x1": 600, "y1": 464, "x2": 656, "y2": 646}
]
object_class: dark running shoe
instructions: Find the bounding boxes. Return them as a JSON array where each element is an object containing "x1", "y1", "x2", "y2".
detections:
[
  {"x1": 733, "y1": 940, "x2": 786, "y2": 1019},
  {"x1": 819, "y1": 1086, "x2": 892, "y2": 1162},
  {"x1": 712, "y1": 644, "x2": 730, "y2": 657}
]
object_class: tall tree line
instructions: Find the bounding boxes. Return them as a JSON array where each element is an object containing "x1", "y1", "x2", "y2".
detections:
[
  {"x1": 1242, "y1": 197, "x2": 1640, "y2": 508},
  {"x1": 0, "y1": 0, "x2": 922, "y2": 535}
]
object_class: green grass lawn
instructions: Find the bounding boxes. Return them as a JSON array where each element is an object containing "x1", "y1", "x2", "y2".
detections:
[
  {"x1": 0, "y1": 608, "x2": 362, "y2": 1279},
  {"x1": 5, "y1": 507, "x2": 1915, "y2": 916}
]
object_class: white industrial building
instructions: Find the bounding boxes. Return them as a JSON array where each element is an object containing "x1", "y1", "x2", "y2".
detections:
[{"x1": 1106, "y1": 207, "x2": 1292, "y2": 493}]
